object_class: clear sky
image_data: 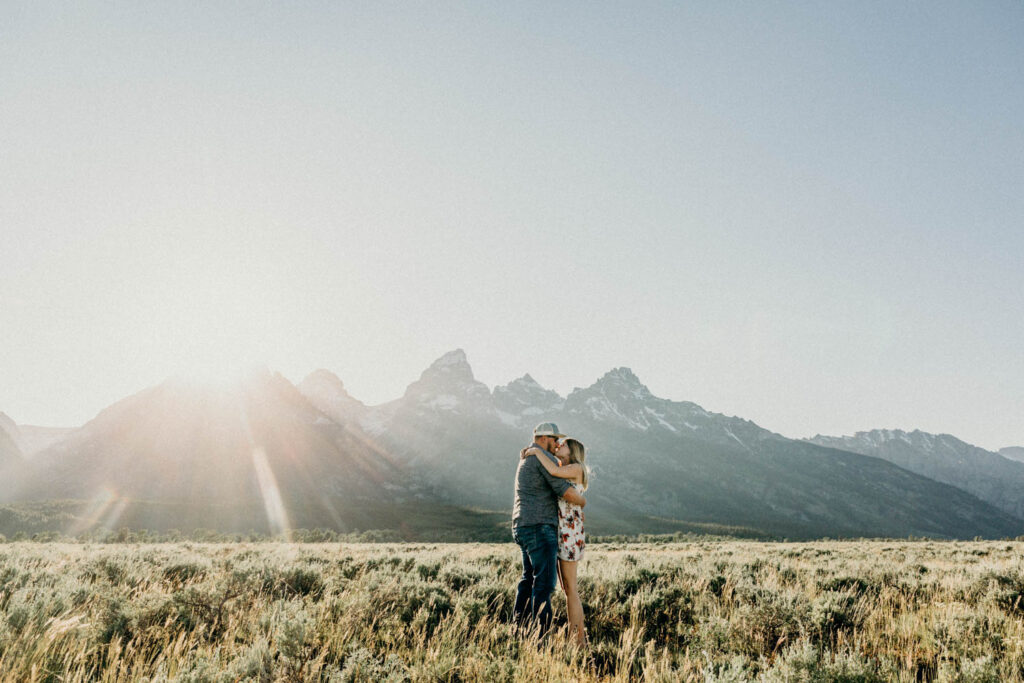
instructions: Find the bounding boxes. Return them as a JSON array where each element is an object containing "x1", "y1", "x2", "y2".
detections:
[{"x1": 2, "y1": 2, "x2": 1022, "y2": 451}]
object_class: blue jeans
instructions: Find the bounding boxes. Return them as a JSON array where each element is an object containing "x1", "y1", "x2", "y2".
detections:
[{"x1": 512, "y1": 524, "x2": 558, "y2": 635}]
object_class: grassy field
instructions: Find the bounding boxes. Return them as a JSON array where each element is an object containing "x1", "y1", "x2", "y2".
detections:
[{"x1": 2, "y1": 540, "x2": 1024, "y2": 681}]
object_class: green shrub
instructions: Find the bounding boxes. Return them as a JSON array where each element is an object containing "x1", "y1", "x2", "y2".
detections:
[
  {"x1": 280, "y1": 567, "x2": 325, "y2": 599},
  {"x1": 632, "y1": 586, "x2": 695, "y2": 644},
  {"x1": 162, "y1": 562, "x2": 207, "y2": 584},
  {"x1": 373, "y1": 579, "x2": 453, "y2": 634},
  {"x1": 707, "y1": 574, "x2": 728, "y2": 597},
  {"x1": 337, "y1": 557, "x2": 362, "y2": 580},
  {"x1": 252, "y1": 566, "x2": 325, "y2": 600},
  {"x1": 438, "y1": 565, "x2": 482, "y2": 592},
  {"x1": 337, "y1": 647, "x2": 409, "y2": 683},
  {"x1": 940, "y1": 655, "x2": 1001, "y2": 683},
  {"x1": 763, "y1": 641, "x2": 891, "y2": 682},
  {"x1": 810, "y1": 591, "x2": 860, "y2": 640},
  {"x1": 96, "y1": 599, "x2": 132, "y2": 644},
  {"x1": 5, "y1": 604, "x2": 29, "y2": 633},
  {"x1": 610, "y1": 567, "x2": 660, "y2": 600},
  {"x1": 224, "y1": 639, "x2": 274, "y2": 682},
  {"x1": 731, "y1": 589, "x2": 807, "y2": 658},
  {"x1": 469, "y1": 579, "x2": 514, "y2": 619},
  {"x1": 819, "y1": 576, "x2": 875, "y2": 595},
  {"x1": 456, "y1": 597, "x2": 487, "y2": 625}
]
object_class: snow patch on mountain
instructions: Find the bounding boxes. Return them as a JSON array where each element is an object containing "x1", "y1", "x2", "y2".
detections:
[
  {"x1": 645, "y1": 407, "x2": 678, "y2": 432},
  {"x1": 724, "y1": 428, "x2": 750, "y2": 451}
]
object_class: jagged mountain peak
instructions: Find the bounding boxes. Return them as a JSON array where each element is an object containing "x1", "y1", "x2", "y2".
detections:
[
  {"x1": 428, "y1": 348, "x2": 471, "y2": 371},
  {"x1": 298, "y1": 369, "x2": 366, "y2": 421},
  {"x1": 402, "y1": 349, "x2": 492, "y2": 413},
  {"x1": 301, "y1": 368, "x2": 346, "y2": 390},
  {"x1": 577, "y1": 367, "x2": 653, "y2": 402},
  {"x1": 560, "y1": 368, "x2": 780, "y2": 449},
  {"x1": 493, "y1": 374, "x2": 564, "y2": 425},
  {"x1": 598, "y1": 367, "x2": 651, "y2": 393},
  {"x1": 515, "y1": 373, "x2": 540, "y2": 388},
  {"x1": 499, "y1": 373, "x2": 560, "y2": 396},
  {"x1": 407, "y1": 349, "x2": 477, "y2": 387},
  {"x1": 412, "y1": 349, "x2": 476, "y2": 383},
  {"x1": 563, "y1": 367, "x2": 662, "y2": 430}
]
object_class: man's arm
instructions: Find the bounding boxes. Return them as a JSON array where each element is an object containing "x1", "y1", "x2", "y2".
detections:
[
  {"x1": 532, "y1": 453, "x2": 572, "y2": 498},
  {"x1": 562, "y1": 486, "x2": 586, "y2": 508},
  {"x1": 522, "y1": 446, "x2": 583, "y2": 480}
]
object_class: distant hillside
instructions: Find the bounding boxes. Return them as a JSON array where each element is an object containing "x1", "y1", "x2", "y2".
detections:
[
  {"x1": 808, "y1": 430, "x2": 1024, "y2": 520},
  {"x1": 11, "y1": 370, "x2": 420, "y2": 534},
  {"x1": 0, "y1": 414, "x2": 22, "y2": 468},
  {"x1": 0, "y1": 416, "x2": 28, "y2": 502},
  {"x1": 1000, "y1": 446, "x2": 1024, "y2": 463},
  {"x1": 16, "y1": 424, "x2": 75, "y2": 458},
  {"x1": 0, "y1": 412, "x2": 75, "y2": 459}
]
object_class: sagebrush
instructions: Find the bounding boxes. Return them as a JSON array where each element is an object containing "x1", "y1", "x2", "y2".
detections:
[{"x1": 1, "y1": 540, "x2": 1023, "y2": 681}]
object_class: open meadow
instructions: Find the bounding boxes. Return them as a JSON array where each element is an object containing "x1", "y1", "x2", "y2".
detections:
[{"x1": 2, "y1": 540, "x2": 1024, "y2": 681}]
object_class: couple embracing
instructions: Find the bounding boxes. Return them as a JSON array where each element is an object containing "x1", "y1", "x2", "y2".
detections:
[{"x1": 512, "y1": 422, "x2": 589, "y2": 646}]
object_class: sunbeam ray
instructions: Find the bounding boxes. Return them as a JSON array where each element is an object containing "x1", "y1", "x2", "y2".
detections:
[
  {"x1": 250, "y1": 446, "x2": 291, "y2": 540},
  {"x1": 65, "y1": 488, "x2": 118, "y2": 536}
]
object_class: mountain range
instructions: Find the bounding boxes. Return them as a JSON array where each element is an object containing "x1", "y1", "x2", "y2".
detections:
[
  {"x1": 806, "y1": 430, "x2": 1024, "y2": 519},
  {"x1": 2, "y1": 350, "x2": 1022, "y2": 541}
]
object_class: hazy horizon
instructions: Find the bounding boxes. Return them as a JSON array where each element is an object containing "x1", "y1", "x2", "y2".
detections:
[{"x1": 3, "y1": 3, "x2": 1022, "y2": 451}]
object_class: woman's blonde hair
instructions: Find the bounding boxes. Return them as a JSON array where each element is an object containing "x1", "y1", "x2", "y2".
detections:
[{"x1": 564, "y1": 438, "x2": 588, "y2": 490}]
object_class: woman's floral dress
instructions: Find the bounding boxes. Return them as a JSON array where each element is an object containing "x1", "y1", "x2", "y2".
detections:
[{"x1": 557, "y1": 482, "x2": 585, "y2": 561}]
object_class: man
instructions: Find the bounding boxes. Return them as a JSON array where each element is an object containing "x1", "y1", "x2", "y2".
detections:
[{"x1": 512, "y1": 422, "x2": 586, "y2": 635}]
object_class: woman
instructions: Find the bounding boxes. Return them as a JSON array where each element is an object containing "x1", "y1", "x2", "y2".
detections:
[{"x1": 521, "y1": 438, "x2": 589, "y2": 647}]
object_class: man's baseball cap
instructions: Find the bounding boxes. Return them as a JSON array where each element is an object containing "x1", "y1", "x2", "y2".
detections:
[{"x1": 533, "y1": 422, "x2": 565, "y2": 438}]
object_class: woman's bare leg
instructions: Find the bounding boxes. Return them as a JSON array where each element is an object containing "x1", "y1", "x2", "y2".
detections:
[{"x1": 558, "y1": 558, "x2": 586, "y2": 647}]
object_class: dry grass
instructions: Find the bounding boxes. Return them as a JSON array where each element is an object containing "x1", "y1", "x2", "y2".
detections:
[{"x1": 1, "y1": 540, "x2": 1023, "y2": 681}]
